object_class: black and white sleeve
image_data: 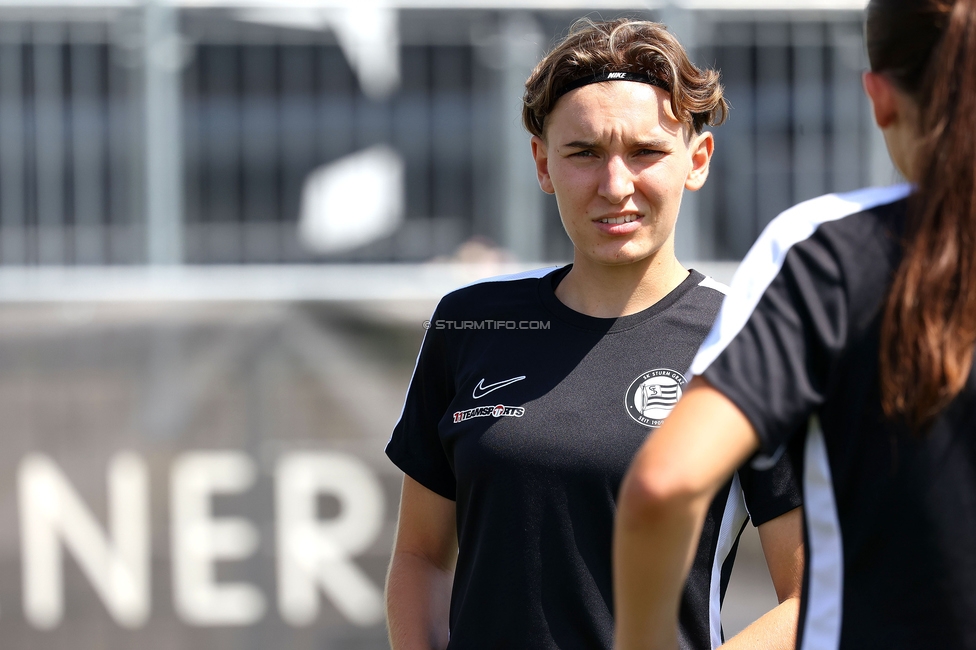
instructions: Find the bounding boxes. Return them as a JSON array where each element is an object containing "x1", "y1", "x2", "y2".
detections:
[
  {"x1": 689, "y1": 200, "x2": 855, "y2": 457},
  {"x1": 737, "y1": 430, "x2": 804, "y2": 526}
]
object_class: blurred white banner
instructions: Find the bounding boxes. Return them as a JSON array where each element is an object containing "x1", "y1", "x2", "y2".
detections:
[{"x1": 298, "y1": 146, "x2": 406, "y2": 255}]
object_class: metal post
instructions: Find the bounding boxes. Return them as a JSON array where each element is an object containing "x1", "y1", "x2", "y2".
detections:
[
  {"x1": 660, "y1": 4, "x2": 701, "y2": 263},
  {"x1": 143, "y1": 0, "x2": 183, "y2": 264},
  {"x1": 829, "y1": 21, "x2": 865, "y2": 193},
  {"x1": 34, "y1": 23, "x2": 66, "y2": 265},
  {"x1": 0, "y1": 24, "x2": 25, "y2": 265},
  {"x1": 499, "y1": 12, "x2": 544, "y2": 262},
  {"x1": 71, "y1": 22, "x2": 107, "y2": 264},
  {"x1": 792, "y1": 22, "x2": 826, "y2": 203}
]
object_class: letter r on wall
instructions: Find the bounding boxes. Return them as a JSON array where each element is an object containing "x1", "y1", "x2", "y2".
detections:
[{"x1": 275, "y1": 452, "x2": 384, "y2": 627}]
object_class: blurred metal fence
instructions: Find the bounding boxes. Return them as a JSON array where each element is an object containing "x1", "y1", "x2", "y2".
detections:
[
  {"x1": 0, "y1": 2, "x2": 891, "y2": 267},
  {"x1": 694, "y1": 15, "x2": 897, "y2": 258},
  {"x1": 182, "y1": 14, "x2": 481, "y2": 264},
  {"x1": 0, "y1": 19, "x2": 141, "y2": 265}
]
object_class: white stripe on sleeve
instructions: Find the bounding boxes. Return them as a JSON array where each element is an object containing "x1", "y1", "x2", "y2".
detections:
[
  {"x1": 800, "y1": 420, "x2": 844, "y2": 650},
  {"x1": 697, "y1": 275, "x2": 729, "y2": 295},
  {"x1": 709, "y1": 473, "x2": 750, "y2": 648},
  {"x1": 689, "y1": 184, "x2": 911, "y2": 377}
]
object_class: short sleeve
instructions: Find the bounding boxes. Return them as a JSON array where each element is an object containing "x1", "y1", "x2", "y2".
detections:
[
  {"x1": 692, "y1": 224, "x2": 849, "y2": 456},
  {"x1": 385, "y1": 306, "x2": 457, "y2": 500},
  {"x1": 736, "y1": 430, "x2": 804, "y2": 526}
]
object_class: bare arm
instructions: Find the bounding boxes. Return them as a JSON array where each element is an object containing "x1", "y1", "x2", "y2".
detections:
[
  {"x1": 721, "y1": 507, "x2": 804, "y2": 649},
  {"x1": 386, "y1": 475, "x2": 458, "y2": 650},
  {"x1": 613, "y1": 378, "x2": 761, "y2": 650}
]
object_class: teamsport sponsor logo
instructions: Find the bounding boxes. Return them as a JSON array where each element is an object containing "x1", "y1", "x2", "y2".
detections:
[
  {"x1": 422, "y1": 320, "x2": 550, "y2": 330},
  {"x1": 606, "y1": 71, "x2": 627, "y2": 79},
  {"x1": 453, "y1": 404, "x2": 525, "y2": 423},
  {"x1": 624, "y1": 368, "x2": 687, "y2": 428},
  {"x1": 472, "y1": 375, "x2": 526, "y2": 399}
]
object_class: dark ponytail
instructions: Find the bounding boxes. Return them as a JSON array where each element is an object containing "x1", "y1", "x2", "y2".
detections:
[{"x1": 871, "y1": 0, "x2": 976, "y2": 428}]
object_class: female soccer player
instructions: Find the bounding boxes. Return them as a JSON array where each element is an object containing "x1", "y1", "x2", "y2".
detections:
[
  {"x1": 614, "y1": 1, "x2": 976, "y2": 648},
  {"x1": 386, "y1": 19, "x2": 803, "y2": 650}
]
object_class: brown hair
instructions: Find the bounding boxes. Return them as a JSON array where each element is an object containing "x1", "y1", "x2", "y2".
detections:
[
  {"x1": 871, "y1": 0, "x2": 976, "y2": 427},
  {"x1": 521, "y1": 18, "x2": 728, "y2": 138}
]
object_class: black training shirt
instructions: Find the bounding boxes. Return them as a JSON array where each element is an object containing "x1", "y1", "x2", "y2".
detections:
[
  {"x1": 388, "y1": 266, "x2": 801, "y2": 650},
  {"x1": 693, "y1": 184, "x2": 976, "y2": 649}
]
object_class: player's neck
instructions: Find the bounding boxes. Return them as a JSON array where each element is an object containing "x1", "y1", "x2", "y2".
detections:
[{"x1": 555, "y1": 253, "x2": 689, "y2": 319}]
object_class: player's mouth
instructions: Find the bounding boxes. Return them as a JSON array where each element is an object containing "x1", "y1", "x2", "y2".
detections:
[
  {"x1": 594, "y1": 213, "x2": 642, "y2": 234},
  {"x1": 598, "y1": 215, "x2": 639, "y2": 224}
]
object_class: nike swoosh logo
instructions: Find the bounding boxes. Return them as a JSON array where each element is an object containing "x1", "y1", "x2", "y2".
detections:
[{"x1": 472, "y1": 376, "x2": 526, "y2": 399}]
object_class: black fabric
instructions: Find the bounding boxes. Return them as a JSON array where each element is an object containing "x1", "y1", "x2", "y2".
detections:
[
  {"x1": 388, "y1": 266, "x2": 802, "y2": 650},
  {"x1": 701, "y1": 193, "x2": 976, "y2": 648},
  {"x1": 553, "y1": 71, "x2": 672, "y2": 103}
]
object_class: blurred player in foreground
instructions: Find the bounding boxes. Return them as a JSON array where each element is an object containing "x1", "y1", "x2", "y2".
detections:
[
  {"x1": 614, "y1": 1, "x2": 976, "y2": 648},
  {"x1": 386, "y1": 18, "x2": 803, "y2": 650}
]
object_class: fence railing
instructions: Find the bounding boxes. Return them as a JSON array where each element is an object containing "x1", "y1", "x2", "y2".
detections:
[{"x1": 0, "y1": 2, "x2": 889, "y2": 266}]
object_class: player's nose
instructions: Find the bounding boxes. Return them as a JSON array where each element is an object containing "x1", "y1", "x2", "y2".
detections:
[{"x1": 598, "y1": 155, "x2": 635, "y2": 204}]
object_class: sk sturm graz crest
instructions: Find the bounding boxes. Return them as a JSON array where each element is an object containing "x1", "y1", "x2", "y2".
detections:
[{"x1": 624, "y1": 369, "x2": 687, "y2": 427}]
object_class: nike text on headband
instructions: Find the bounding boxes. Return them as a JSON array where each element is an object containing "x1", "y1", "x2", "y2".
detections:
[{"x1": 552, "y1": 71, "x2": 672, "y2": 103}]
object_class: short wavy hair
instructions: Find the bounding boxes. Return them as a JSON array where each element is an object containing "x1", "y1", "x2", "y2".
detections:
[{"x1": 522, "y1": 18, "x2": 728, "y2": 138}]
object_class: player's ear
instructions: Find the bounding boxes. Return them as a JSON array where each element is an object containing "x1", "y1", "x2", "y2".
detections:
[
  {"x1": 863, "y1": 71, "x2": 898, "y2": 128},
  {"x1": 531, "y1": 135, "x2": 555, "y2": 195},
  {"x1": 684, "y1": 130, "x2": 713, "y2": 192}
]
